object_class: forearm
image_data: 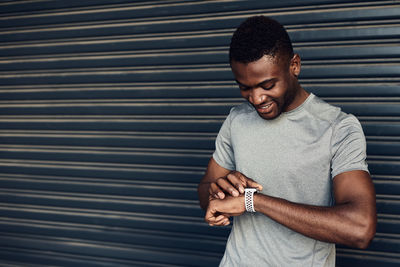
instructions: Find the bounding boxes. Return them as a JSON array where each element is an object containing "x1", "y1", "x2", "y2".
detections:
[
  {"x1": 197, "y1": 181, "x2": 211, "y2": 210},
  {"x1": 253, "y1": 193, "x2": 376, "y2": 248}
]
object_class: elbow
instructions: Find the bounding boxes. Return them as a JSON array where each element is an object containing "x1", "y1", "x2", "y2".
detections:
[
  {"x1": 351, "y1": 217, "x2": 377, "y2": 249},
  {"x1": 354, "y1": 229, "x2": 375, "y2": 249},
  {"x1": 358, "y1": 224, "x2": 376, "y2": 249}
]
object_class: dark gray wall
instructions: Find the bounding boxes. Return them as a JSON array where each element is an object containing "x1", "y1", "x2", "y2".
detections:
[{"x1": 0, "y1": 0, "x2": 399, "y2": 266}]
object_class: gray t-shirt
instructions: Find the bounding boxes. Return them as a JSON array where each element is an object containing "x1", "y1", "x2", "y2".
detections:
[{"x1": 213, "y1": 93, "x2": 369, "y2": 267}]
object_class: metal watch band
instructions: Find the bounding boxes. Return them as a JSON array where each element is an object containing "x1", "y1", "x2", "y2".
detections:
[{"x1": 244, "y1": 188, "x2": 257, "y2": 213}]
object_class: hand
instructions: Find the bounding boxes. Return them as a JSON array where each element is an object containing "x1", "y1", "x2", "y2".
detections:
[
  {"x1": 205, "y1": 195, "x2": 246, "y2": 226},
  {"x1": 209, "y1": 171, "x2": 263, "y2": 200}
]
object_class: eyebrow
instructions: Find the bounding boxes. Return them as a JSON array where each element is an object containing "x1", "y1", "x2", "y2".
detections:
[{"x1": 235, "y1": 78, "x2": 276, "y2": 89}]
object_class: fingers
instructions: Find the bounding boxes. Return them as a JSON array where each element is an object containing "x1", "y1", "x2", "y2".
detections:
[
  {"x1": 209, "y1": 177, "x2": 239, "y2": 198},
  {"x1": 228, "y1": 171, "x2": 263, "y2": 192},
  {"x1": 205, "y1": 210, "x2": 230, "y2": 226},
  {"x1": 246, "y1": 177, "x2": 263, "y2": 191},
  {"x1": 226, "y1": 172, "x2": 245, "y2": 194},
  {"x1": 206, "y1": 214, "x2": 230, "y2": 226},
  {"x1": 217, "y1": 176, "x2": 240, "y2": 197},
  {"x1": 208, "y1": 182, "x2": 225, "y2": 199},
  {"x1": 232, "y1": 171, "x2": 263, "y2": 191},
  {"x1": 208, "y1": 171, "x2": 263, "y2": 201},
  {"x1": 205, "y1": 199, "x2": 231, "y2": 227}
]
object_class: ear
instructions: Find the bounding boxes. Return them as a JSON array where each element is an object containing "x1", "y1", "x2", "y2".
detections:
[{"x1": 290, "y1": 54, "x2": 301, "y2": 78}]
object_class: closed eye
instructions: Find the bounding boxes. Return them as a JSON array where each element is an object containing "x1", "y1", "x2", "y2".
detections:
[{"x1": 261, "y1": 84, "x2": 275, "y2": 90}]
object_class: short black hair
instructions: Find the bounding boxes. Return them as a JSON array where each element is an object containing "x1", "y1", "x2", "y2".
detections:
[{"x1": 229, "y1": 16, "x2": 294, "y2": 64}]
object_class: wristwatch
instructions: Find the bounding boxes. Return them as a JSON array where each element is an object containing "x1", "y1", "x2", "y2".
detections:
[{"x1": 244, "y1": 188, "x2": 257, "y2": 213}]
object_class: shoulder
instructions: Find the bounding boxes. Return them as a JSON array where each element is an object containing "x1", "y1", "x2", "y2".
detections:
[
  {"x1": 304, "y1": 94, "x2": 363, "y2": 130},
  {"x1": 300, "y1": 94, "x2": 365, "y2": 142},
  {"x1": 332, "y1": 112, "x2": 365, "y2": 143},
  {"x1": 329, "y1": 103, "x2": 367, "y2": 162},
  {"x1": 304, "y1": 94, "x2": 342, "y2": 124}
]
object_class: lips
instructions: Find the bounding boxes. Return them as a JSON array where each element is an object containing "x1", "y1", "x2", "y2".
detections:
[{"x1": 256, "y1": 102, "x2": 274, "y2": 114}]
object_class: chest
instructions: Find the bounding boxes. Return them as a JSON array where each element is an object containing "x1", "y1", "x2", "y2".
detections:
[{"x1": 230, "y1": 115, "x2": 333, "y2": 204}]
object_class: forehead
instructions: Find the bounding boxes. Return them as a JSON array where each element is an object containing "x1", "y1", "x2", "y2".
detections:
[{"x1": 230, "y1": 55, "x2": 286, "y2": 85}]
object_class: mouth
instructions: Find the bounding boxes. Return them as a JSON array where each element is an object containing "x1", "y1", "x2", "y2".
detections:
[{"x1": 256, "y1": 102, "x2": 274, "y2": 113}]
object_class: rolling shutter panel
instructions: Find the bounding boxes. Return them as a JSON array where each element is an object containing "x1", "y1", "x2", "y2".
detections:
[{"x1": 0, "y1": 1, "x2": 399, "y2": 266}]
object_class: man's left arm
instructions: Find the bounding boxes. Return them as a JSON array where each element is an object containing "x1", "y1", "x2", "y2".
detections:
[{"x1": 206, "y1": 170, "x2": 376, "y2": 249}]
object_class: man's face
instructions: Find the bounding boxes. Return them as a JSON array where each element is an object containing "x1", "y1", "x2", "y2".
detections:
[{"x1": 231, "y1": 54, "x2": 300, "y2": 120}]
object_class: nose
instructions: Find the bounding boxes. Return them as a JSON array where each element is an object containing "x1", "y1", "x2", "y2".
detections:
[{"x1": 249, "y1": 87, "x2": 266, "y2": 105}]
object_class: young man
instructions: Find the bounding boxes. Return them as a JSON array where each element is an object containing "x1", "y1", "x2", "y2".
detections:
[{"x1": 197, "y1": 16, "x2": 376, "y2": 266}]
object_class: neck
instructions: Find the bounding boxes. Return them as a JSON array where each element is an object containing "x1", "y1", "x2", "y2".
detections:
[{"x1": 284, "y1": 87, "x2": 310, "y2": 112}]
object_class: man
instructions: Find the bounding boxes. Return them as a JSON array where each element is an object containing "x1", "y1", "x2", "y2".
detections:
[{"x1": 197, "y1": 16, "x2": 376, "y2": 266}]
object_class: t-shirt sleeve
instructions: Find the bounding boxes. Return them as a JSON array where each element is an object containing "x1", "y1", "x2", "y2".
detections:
[
  {"x1": 212, "y1": 109, "x2": 236, "y2": 171},
  {"x1": 331, "y1": 114, "x2": 369, "y2": 178}
]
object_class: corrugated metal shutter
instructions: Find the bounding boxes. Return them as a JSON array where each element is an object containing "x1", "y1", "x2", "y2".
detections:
[{"x1": 0, "y1": 0, "x2": 398, "y2": 266}]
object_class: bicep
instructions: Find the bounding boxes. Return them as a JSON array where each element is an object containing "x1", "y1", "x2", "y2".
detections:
[
  {"x1": 333, "y1": 170, "x2": 377, "y2": 247},
  {"x1": 333, "y1": 170, "x2": 376, "y2": 207}
]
